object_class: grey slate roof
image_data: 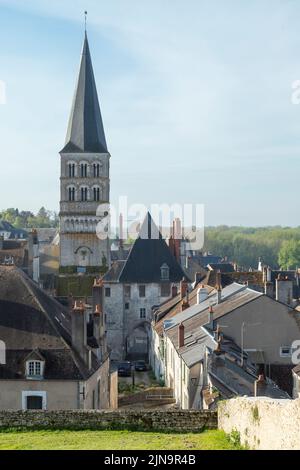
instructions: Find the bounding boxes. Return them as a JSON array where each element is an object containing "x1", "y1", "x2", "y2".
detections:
[
  {"x1": 61, "y1": 33, "x2": 108, "y2": 154},
  {"x1": 0, "y1": 220, "x2": 28, "y2": 240},
  {"x1": 0, "y1": 266, "x2": 102, "y2": 380},
  {"x1": 103, "y1": 213, "x2": 186, "y2": 284}
]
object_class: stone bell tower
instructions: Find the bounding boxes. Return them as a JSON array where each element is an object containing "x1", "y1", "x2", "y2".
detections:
[{"x1": 59, "y1": 32, "x2": 110, "y2": 272}]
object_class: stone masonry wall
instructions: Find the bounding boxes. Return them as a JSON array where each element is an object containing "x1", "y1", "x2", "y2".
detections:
[
  {"x1": 0, "y1": 410, "x2": 217, "y2": 433},
  {"x1": 218, "y1": 397, "x2": 300, "y2": 450}
]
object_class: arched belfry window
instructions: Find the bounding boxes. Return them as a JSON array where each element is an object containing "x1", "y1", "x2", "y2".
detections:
[
  {"x1": 93, "y1": 163, "x2": 101, "y2": 178},
  {"x1": 93, "y1": 187, "x2": 101, "y2": 202},
  {"x1": 80, "y1": 163, "x2": 88, "y2": 178},
  {"x1": 68, "y1": 187, "x2": 76, "y2": 202},
  {"x1": 68, "y1": 163, "x2": 75, "y2": 178},
  {"x1": 81, "y1": 187, "x2": 88, "y2": 202}
]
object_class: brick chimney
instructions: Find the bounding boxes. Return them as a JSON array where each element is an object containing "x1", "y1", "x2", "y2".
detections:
[
  {"x1": 72, "y1": 300, "x2": 88, "y2": 365},
  {"x1": 181, "y1": 298, "x2": 190, "y2": 311},
  {"x1": 216, "y1": 284, "x2": 222, "y2": 304},
  {"x1": 178, "y1": 323, "x2": 185, "y2": 348},
  {"x1": 180, "y1": 277, "x2": 188, "y2": 300},
  {"x1": 171, "y1": 284, "x2": 178, "y2": 298}
]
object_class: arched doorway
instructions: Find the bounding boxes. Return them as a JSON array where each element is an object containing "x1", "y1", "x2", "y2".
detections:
[{"x1": 125, "y1": 321, "x2": 151, "y2": 361}]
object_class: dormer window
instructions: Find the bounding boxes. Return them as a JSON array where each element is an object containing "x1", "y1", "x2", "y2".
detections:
[
  {"x1": 160, "y1": 263, "x2": 170, "y2": 280},
  {"x1": 26, "y1": 360, "x2": 44, "y2": 380}
]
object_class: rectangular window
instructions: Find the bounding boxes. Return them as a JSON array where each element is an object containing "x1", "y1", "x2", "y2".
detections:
[
  {"x1": 22, "y1": 391, "x2": 47, "y2": 410},
  {"x1": 140, "y1": 308, "x2": 146, "y2": 319},
  {"x1": 124, "y1": 285, "x2": 131, "y2": 298},
  {"x1": 125, "y1": 302, "x2": 130, "y2": 310},
  {"x1": 139, "y1": 285, "x2": 146, "y2": 297},
  {"x1": 105, "y1": 287, "x2": 111, "y2": 297},
  {"x1": 27, "y1": 360, "x2": 43, "y2": 378},
  {"x1": 161, "y1": 283, "x2": 171, "y2": 298},
  {"x1": 280, "y1": 346, "x2": 291, "y2": 357}
]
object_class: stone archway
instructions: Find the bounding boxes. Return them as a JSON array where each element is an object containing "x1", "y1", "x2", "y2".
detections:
[{"x1": 125, "y1": 321, "x2": 151, "y2": 361}]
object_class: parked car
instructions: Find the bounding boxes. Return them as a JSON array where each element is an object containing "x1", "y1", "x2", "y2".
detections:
[
  {"x1": 134, "y1": 360, "x2": 148, "y2": 372},
  {"x1": 118, "y1": 361, "x2": 132, "y2": 377}
]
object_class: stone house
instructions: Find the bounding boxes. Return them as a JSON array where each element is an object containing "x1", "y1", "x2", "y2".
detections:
[
  {"x1": 102, "y1": 213, "x2": 186, "y2": 361},
  {"x1": 151, "y1": 281, "x2": 300, "y2": 402},
  {"x1": 0, "y1": 265, "x2": 115, "y2": 410}
]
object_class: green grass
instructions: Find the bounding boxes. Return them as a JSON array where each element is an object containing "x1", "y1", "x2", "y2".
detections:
[{"x1": 0, "y1": 429, "x2": 242, "y2": 450}]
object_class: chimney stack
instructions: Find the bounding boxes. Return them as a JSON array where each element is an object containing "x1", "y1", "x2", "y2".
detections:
[
  {"x1": 178, "y1": 323, "x2": 185, "y2": 348},
  {"x1": 171, "y1": 284, "x2": 178, "y2": 298},
  {"x1": 72, "y1": 301, "x2": 88, "y2": 365},
  {"x1": 180, "y1": 277, "x2": 188, "y2": 300},
  {"x1": 197, "y1": 285, "x2": 208, "y2": 304},
  {"x1": 276, "y1": 275, "x2": 293, "y2": 306},
  {"x1": 181, "y1": 299, "x2": 190, "y2": 311}
]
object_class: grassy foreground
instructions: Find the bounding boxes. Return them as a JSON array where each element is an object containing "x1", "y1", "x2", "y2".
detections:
[{"x1": 0, "y1": 429, "x2": 241, "y2": 450}]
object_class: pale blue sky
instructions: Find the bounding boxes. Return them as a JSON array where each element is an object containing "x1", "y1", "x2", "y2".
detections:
[{"x1": 1, "y1": 0, "x2": 300, "y2": 225}]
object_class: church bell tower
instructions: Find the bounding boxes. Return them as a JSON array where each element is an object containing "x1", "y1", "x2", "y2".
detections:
[{"x1": 59, "y1": 32, "x2": 110, "y2": 272}]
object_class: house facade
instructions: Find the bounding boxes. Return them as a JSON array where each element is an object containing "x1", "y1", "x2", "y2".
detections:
[
  {"x1": 0, "y1": 265, "x2": 115, "y2": 410},
  {"x1": 151, "y1": 281, "x2": 300, "y2": 406}
]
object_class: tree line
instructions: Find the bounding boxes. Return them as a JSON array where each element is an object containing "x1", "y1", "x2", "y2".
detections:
[
  {"x1": 0, "y1": 208, "x2": 59, "y2": 229},
  {"x1": 203, "y1": 226, "x2": 300, "y2": 270}
]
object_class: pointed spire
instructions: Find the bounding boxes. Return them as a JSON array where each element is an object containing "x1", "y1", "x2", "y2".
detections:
[{"x1": 61, "y1": 32, "x2": 108, "y2": 154}]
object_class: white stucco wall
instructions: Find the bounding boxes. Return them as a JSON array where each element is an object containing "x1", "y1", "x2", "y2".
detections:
[{"x1": 219, "y1": 397, "x2": 300, "y2": 450}]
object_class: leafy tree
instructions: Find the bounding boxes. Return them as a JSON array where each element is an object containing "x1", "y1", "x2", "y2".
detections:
[{"x1": 278, "y1": 240, "x2": 300, "y2": 270}]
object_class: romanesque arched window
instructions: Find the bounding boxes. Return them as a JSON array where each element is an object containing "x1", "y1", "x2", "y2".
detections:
[
  {"x1": 93, "y1": 163, "x2": 101, "y2": 178},
  {"x1": 93, "y1": 186, "x2": 101, "y2": 202},
  {"x1": 68, "y1": 163, "x2": 75, "y2": 178},
  {"x1": 68, "y1": 186, "x2": 76, "y2": 201},
  {"x1": 80, "y1": 163, "x2": 88, "y2": 178},
  {"x1": 81, "y1": 187, "x2": 88, "y2": 202}
]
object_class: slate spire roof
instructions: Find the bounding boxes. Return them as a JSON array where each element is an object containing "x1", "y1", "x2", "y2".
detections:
[
  {"x1": 61, "y1": 33, "x2": 108, "y2": 154},
  {"x1": 104, "y1": 213, "x2": 186, "y2": 283}
]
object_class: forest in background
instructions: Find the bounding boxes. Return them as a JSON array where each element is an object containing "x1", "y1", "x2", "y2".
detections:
[
  {"x1": 1, "y1": 209, "x2": 300, "y2": 270},
  {"x1": 203, "y1": 226, "x2": 300, "y2": 270},
  {"x1": 0, "y1": 207, "x2": 58, "y2": 229}
]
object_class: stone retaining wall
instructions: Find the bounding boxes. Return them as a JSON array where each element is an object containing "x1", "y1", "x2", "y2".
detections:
[
  {"x1": 218, "y1": 397, "x2": 300, "y2": 450},
  {"x1": 0, "y1": 410, "x2": 217, "y2": 433}
]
